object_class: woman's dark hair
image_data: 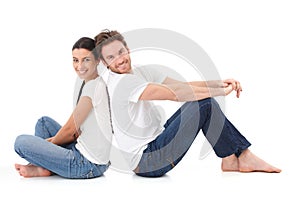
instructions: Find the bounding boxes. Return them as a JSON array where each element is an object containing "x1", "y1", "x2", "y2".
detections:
[{"x1": 72, "y1": 37, "x2": 98, "y2": 59}]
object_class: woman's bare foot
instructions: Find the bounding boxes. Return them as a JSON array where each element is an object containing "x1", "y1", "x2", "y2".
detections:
[
  {"x1": 221, "y1": 154, "x2": 239, "y2": 172},
  {"x1": 15, "y1": 163, "x2": 52, "y2": 178},
  {"x1": 238, "y1": 149, "x2": 281, "y2": 173}
]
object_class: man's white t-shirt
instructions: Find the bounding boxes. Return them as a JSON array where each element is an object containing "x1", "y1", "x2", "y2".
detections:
[
  {"x1": 107, "y1": 65, "x2": 167, "y2": 170},
  {"x1": 73, "y1": 76, "x2": 112, "y2": 165}
]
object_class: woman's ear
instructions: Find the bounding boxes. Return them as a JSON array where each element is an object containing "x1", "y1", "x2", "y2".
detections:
[{"x1": 96, "y1": 58, "x2": 101, "y2": 66}]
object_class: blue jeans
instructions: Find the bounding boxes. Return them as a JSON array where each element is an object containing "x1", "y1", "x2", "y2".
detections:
[
  {"x1": 135, "y1": 98, "x2": 251, "y2": 177},
  {"x1": 14, "y1": 116, "x2": 109, "y2": 179}
]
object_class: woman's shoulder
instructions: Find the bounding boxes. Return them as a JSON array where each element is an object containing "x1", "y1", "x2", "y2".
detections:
[
  {"x1": 84, "y1": 76, "x2": 106, "y2": 93},
  {"x1": 85, "y1": 76, "x2": 105, "y2": 86}
]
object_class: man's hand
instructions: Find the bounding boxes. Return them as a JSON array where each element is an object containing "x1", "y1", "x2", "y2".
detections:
[{"x1": 223, "y1": 79, "x2": 242, "y2": 98}]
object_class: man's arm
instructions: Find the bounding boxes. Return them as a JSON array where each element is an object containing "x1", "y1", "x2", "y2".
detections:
[
  {"x1": 139, "y1": 80, "x2": 234, "y2": 102},
  {"x1": 163, "y1": 77, "x2": 226, "y2": 88},
  {"x1": 139, "y1": 83, "x2": 178, "y2": 101},
  {"x1": 163, "y1": 77, "x2": 242, "y2": 98}
]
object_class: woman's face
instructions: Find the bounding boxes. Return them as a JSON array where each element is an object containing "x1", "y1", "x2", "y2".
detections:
[{"x1": 72, "y1": 48, "x2": 99, "y2": 81}]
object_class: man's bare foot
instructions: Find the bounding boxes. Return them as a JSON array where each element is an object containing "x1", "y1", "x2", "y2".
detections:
[
  {"x1": 221, "y1": 154, "x2": 239, "y2": 172},
  {"x1": 15, "y1": 163, "x2": 52, "y2": 178},
  {"x1": 238, "y1": 149, "x2": 281, "y2": 173}
]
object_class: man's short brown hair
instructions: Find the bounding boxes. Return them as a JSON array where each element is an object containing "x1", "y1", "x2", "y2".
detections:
[{"x1": 94, "y1": 29, "x2": 128, "y2": 60}]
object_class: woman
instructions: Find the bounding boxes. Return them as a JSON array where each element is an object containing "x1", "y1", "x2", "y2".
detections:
[{"x1": 14, "y1": 37, "x2": 112, "y2": 179}]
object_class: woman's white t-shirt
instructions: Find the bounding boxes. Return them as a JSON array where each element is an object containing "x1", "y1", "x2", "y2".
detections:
[{"x1": 73, "y1": 76, "x2": 112, "y2": 165}]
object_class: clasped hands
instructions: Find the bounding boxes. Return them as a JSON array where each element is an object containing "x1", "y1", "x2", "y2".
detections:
[{"x1": 223, "y1": 79, "x2": 243, "y2": 98}]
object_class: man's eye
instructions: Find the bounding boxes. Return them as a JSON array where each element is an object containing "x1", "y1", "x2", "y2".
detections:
[{"x1": 119, "y1": 49, "x2": 127, "y2": 55}]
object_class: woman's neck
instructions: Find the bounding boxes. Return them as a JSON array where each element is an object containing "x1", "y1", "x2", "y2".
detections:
[{"x1": 84, "y1": 73, "x2": 99, "y2": 82}]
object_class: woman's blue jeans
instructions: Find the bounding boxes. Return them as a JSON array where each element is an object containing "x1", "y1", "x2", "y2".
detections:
[
  {"x1": 135, "y1": 98, "x2": 251, "y2": 177},
  {"x1": 14, "y1": 116, "x2": 109, "y2": 179}
]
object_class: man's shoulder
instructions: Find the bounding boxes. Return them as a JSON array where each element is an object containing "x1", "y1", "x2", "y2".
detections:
[{"x1": 107, "y1": 70, "x2": 144, "y2": 89}]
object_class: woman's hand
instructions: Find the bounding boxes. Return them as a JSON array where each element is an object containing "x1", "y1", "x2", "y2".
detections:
[{"x1": 46, "y1": 137, "x2": 53, "y2": 143}]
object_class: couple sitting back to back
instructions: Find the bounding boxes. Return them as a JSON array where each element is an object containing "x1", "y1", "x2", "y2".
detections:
[{"x1": 14, "y1": 29, "x2": 281, "y2": 179}]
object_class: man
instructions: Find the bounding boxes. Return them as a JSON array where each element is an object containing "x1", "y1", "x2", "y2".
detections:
[{"x1": 95, "y1": 29, "x2": 281, "y2": 177}]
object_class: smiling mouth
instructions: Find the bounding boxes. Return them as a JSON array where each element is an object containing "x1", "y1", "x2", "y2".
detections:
[
  {"x1": 117, "y1": 63, "x2": 127, "y2": 70},
  {"x1": 78, "y1": 70, "x2": 88, "y2": 74}
]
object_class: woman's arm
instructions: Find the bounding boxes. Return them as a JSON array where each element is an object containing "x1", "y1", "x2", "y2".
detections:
[{"x1": 50, "y1": 96, "x2": 93, "y2": 146}]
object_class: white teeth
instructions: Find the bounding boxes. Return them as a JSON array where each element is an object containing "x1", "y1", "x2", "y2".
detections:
[
  {"x1": 79, "y1": 70, "x2": 87, "y2": 74},
  {"x1": 118, "y1": 65, "x2": 126, "y2": 70}
]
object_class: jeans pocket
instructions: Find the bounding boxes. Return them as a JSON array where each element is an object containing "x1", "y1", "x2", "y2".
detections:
[
  {"x1": 81, "y1": 164, "x2": 109, "y2": 179},
  {"x1": 80, "y1": 169, "x2": 95, "y2": 179}
]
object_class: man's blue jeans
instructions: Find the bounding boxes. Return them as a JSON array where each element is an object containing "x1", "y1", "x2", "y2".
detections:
[
  {"x1": 14, "y1": 116, "x2": 109, "y2": 179},
  {"x1": 135, "y1": 98, "x2": 251, "y2": 177}
]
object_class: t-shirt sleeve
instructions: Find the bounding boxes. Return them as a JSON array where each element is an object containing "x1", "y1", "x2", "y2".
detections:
[
  {"x1": 81, "y1": 78, "x2": 111, "y2": 108},
  {"x1": 81, "y1": 78, "x2": 103, "y2": 104},
  {"x1": 112, "y1": 74, "x2": 149, "y2": 103},
  {"x1": 128, "y1": 83, "x2": 148, "y2": 103},
  {"x1": 135, "y1": 65, "x2": 167, "y2": 84}
]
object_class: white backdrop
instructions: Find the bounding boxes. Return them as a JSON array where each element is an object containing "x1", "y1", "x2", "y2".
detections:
[{"x1": 0, "y1": 0, "x2": 299, "y2": 199}]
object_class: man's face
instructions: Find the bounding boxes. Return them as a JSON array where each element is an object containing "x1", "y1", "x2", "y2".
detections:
[{"x1": 101, "y1": 40, "x2": 132, "y2": 74}]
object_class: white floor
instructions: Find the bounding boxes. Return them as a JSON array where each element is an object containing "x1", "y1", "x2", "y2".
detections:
[
  {"x1": 1, "y1": 1, "x2": 300, "y2": 199},
  {"x1": 2, "y1": 135, "x2": 298, "y2": 200}
]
